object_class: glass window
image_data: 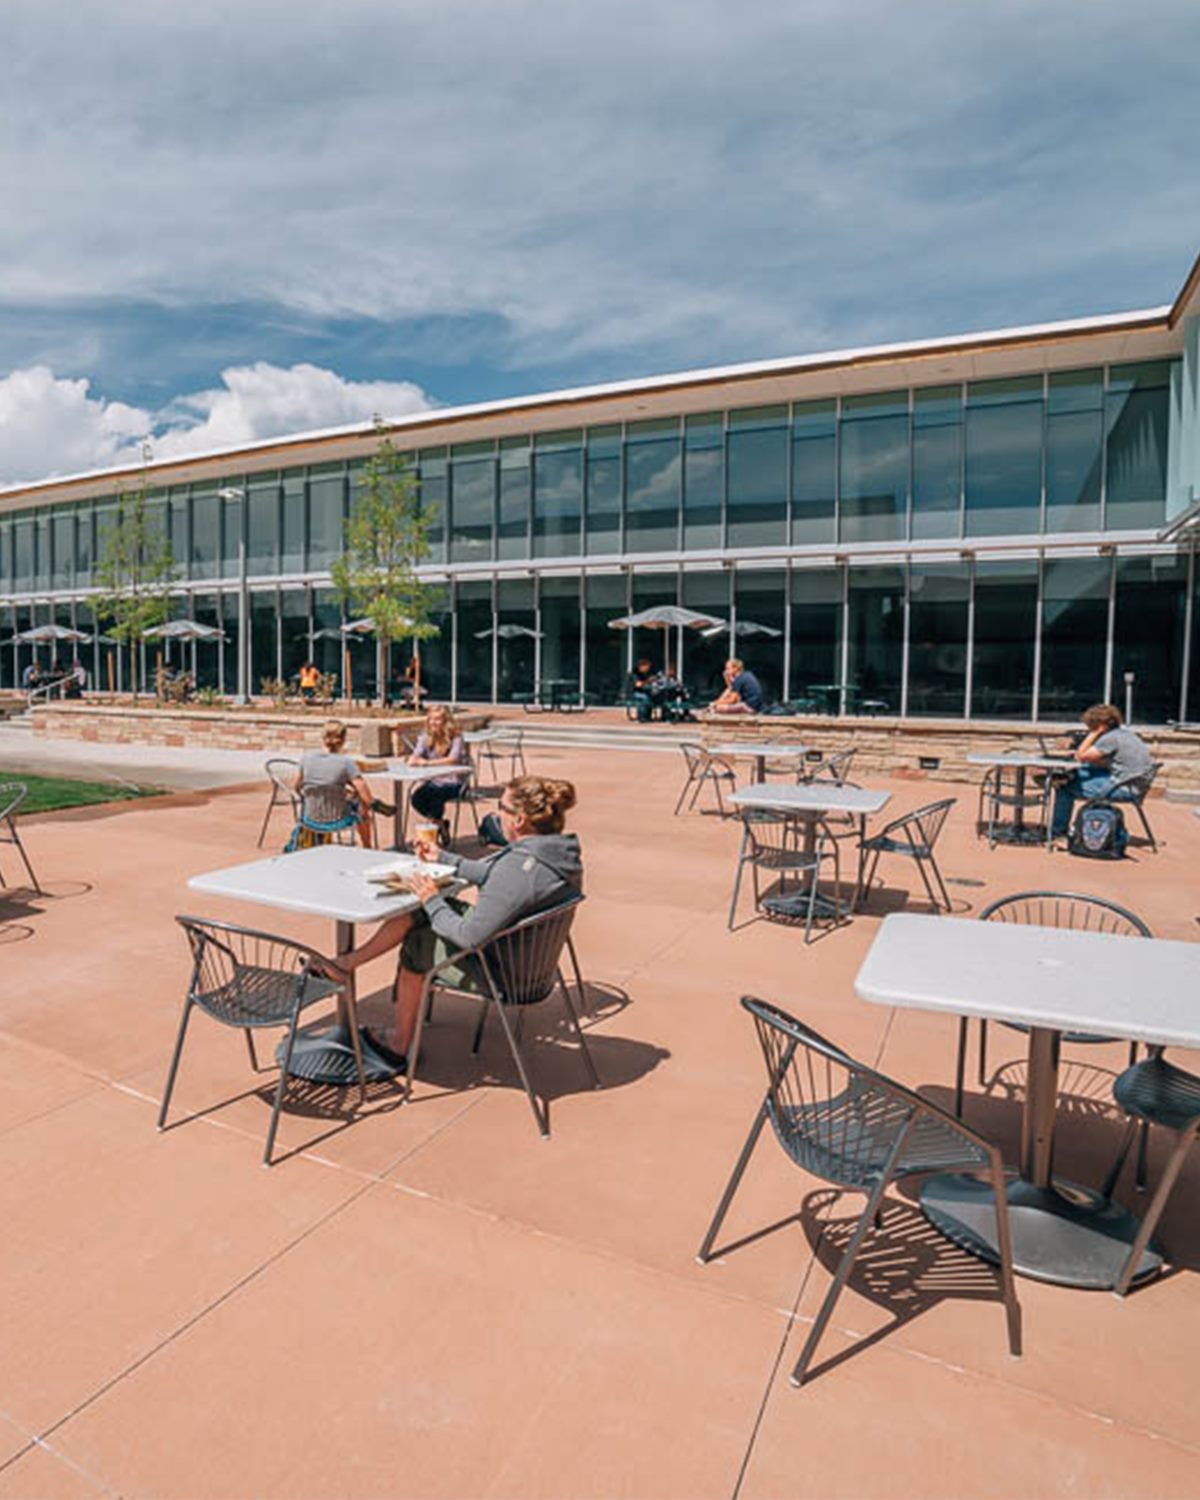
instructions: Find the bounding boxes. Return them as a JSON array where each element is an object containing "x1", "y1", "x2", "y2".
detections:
[
  {"x1": 247, "y1": 477, "x2": 280, "y2": 575},
  {"x1": 415, "y1": 584, "x2": 452, "y2": 701},
  {"x1": 496, "y1": 577, "x2": 536, "y2": 703},
  {"x1": 965, "y1": 376, "x2": 1043, "y2": 536},
  {"x1": 585, "y1": 427, "x2": 621, "y2": 556},
  {"x1": 583, "y1": 573, "x2": 627, "y2": 704},
  {"x1": 630, "y1": 571, "x2": 678, "y2": 672},
  {"x1": 418, "y1": 450, "x2": 447, "y2": 564},
  {"x1": 279, "y1": 587, "x2": 310, "y2": 684},
  {"x1": 1045, "y1": 370, "x2": 1102, "y2": 533},
  {"x1": 789, "y1": 567, "x2": 842, "y2": 707},
  {"x1": 625, "y1": 419, "x2": 680, "y2": 554},
  {"x1": 221, "y1": 593, "x2": 241, "y2": 697},
  {"x1": 250, "y1": 589, "x2": 278, "y2": 691},
  {"x1": 281, "y1": 474, "x2": 305, "y2": 573},
  {"x1": 1105, "y1": 362, "x2": 1172, "y2": 531},
  {"x1": 680, "y1": 570, "x2": 729, "y2": 698},
  {"x1": 1112, "y1": 554, "x2": 1187, "y2": 724},
  {"x1": 498, "y1": 438, "x2": 530, "y2": 559},
  {"x1": 308, "y1": 466, "x2": 345, "y2": 572},
  {"x1": 846, "y1": 566, "x2": 903, "y2": 712},
  {"x1": 218, "y1": 489, "x2": 241, "y2": 579},
  {"x1": 1039, "y1": 556, "x2": 1110, "y2": 720},
  {"x1": 311, "y1": 588, "x2": 344, "y2": 695},
  {"x1": 455, "y1": 579, "x2": 493, "y2": 700},
  {"x1": 190, "y1": 489, "x2": 219, "y2": 580},
  {"x1": 908, "y1": 564, "x2": 968, "y2": 716},
  {"x1": 449, "y1": 446, "x2": 495, "y2": 564},
  {"x1": 912, "y1": 386, "x2": 962, "y2": 540},
  {"x1": 791, "y1": 401, "x2": 836, "y2": 544},
  {"x1": 971, "y1": 559, "x2": 1037, "y2": 719},
  {"x1": 168, "y1": 493, "x2": 188, "y2": 579},
  {"x1": 684, "y1": 414, "x2": 723, "y2": 550},
  {"x1": 533, "y1": 431, "x2": 582, "y2": 559},
  {"x1": 839, "y1": 392, "x2": 908, "y2": 544},
  {"x1": 733, "y1": 569, "x2": 785, "y2": 706},
  {"x1": 539, "y1": 576, "x2": 581, "y2": 694},
  {"x1": 727, "y1": 408, "x2": 787, "y2": 548},
  {"x1": 51, "y1": 511, "x2": 73, "y2": 589},
  {"x1": 0, "y1": 521, "x2": 10, "y2": 591},
  {"x1": 13, "y1": 519, "x2": 34, "y2": 591},
  {"x1": 34, "y1": 515, "x2": 49, "y2": 589}
]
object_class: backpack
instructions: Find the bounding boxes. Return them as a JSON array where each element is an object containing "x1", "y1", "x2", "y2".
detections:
[{"x1": 1067, "y1": 802, "x2": 1128, "y2": 859}]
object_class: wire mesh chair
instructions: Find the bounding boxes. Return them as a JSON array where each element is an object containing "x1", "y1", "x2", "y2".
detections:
[
  {"x1": 257, "y1": 758, "x2": 301, "y2": 848},
  {"x1": 976, "y1": 764, "x2": 1052, "y2": 850},
  {"x1": 475, "y1": 728, "x2": 528, "y2": 782},
  {"x1": 857, "y1": 798, "x2": 956, "y2": 913},
  {"x1": 284, "y1": 783, "x2": 362, "y2": 852},
  {"x1": 1080, "y1": 762, "x2": 1163, "y2": 852},
  {"x1": 1101, "y1": 1053, "x2": 1200, "y2": 1295},
  {"x1": 797, "y1": 748, "x2": 857, "y2": 787},
  {"x1": 0, "y1": 783, "x2": 41, "y2": 893},
  {"x1": 698, "y1": 997, "x2": 1020, "y2": 1385},
  {"x1": 161, "y1": 916, "x2": 365, "y2": 1165},
  {"x1": 674, "y1": 742, "x2": 737, "y2": 816},
  {"x1": 728, "y1": 812, "x2": 843, "y2": 942},
  {"x1": 954, "y1": 892, "x2": 1152, "y2": 1126},
  {"x1": 407, "y1": 893, "x2": 597, "y2": 1136}
]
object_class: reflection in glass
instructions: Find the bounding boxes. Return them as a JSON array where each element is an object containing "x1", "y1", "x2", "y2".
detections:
[
  {"x1": 496, "y1": 577, "x2": 536, "y2": 703},
  {"x1": 586, "y1": 427, "x2": 621, "y2": 556},
  {"x1": 533, "y1": 433, "x2": 582, "y2": 559},
  {"x1": 307, "y1": 468, "x2": 345, "y2": 572},
  {"x1": 625, "y1": 420, "x2": 680, "y2": 554},
  {"x1": 540, "y1": 576, "x2": 582, "y2": 694},
  {"x1": 450, "y1": 448, "x2": 495, "y2": 564},
  {"x1": 1039, "y1": 557, "x2": 1110, "y2": 720},
  {"x1": 846, "y1": 566, "x2": 903, "y2": 710},
  {"x1": 1112, "y1": 555, "x2": 1187, "y2": 723},
  {"x1": 279, "y1": 588, "x2": 310, "y2": 685},
  {"x1": 681, "y1": 570, "x2": 730, "y2": 700},
  {"x1": 791, "y1": 401, "x2": 837, "y2": 544},
  {"x1": 911, "y1": 387, "x2": 961, "y2": 540},
  {"x1": 789, "y1": 568, "x2": 842, "y2": 706},
  {"x1": 455, "y1": 579, "x2": 493, "y2": 700},
  {"x1": 907, "y1": 565, "x2": 968, "y2": 716},
  {"x1": 1105, "y1": 363, "x2": 1171, "y2": 531},
  {"x1": 971, "y1": 560, "x2": 1037, "y2": 719},
  {"x1": 416, "y1": 585, "x2": 452, "y2": 701},
  {"x1": 583, "y1": 573, "x2": 627, "y2": 705},
  {"x1": 727, "y1": 409, "x2": 787, "y2": 548},
  {"x1": 498, "y1": 439, "x2": 530, "y2": 560},
  {"x1": 1046, "y1": 370, "x2": 1102, "y2": 533},
  {"x1": 839, "y1": 393, "x2": 908, "y2": 544},
  {"x1": 418, "y1": 451, "x2": 447, "y2": 564},
  {"x1": 190, "y1": 490, "x2": 219, "y2": 581},
  {"x1": 684, "y1": 415, "x2": 723, "y2": 550},
  {"x1": 734, "y1": 569, "x2": 785, "y2": 705},
  {"x1": 965, "y1": 377, "x2": 1043, "y2": 536}
]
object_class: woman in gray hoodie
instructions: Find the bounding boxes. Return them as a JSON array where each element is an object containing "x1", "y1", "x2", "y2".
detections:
[{"x1": 329, "y1": 775, "x2": 582, "y2": 1072}]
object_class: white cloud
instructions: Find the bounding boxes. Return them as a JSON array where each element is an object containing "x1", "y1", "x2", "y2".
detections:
[{"x1": 0, "y1": 363, "x2": 435, "y2": 486}]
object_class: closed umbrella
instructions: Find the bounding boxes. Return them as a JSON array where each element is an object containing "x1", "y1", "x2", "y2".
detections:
[{"x1": 474, "y1": 624, "x2": 544, "y2": 640}]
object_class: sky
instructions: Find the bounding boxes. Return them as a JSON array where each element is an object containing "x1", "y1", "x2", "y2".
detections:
[{"x1": 0, "y1": 0, "x2": 1196, "y2": 488}]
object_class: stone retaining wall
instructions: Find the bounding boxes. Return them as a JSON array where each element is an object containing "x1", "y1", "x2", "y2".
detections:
[
  {"x1": 697, "y1": 713, "x2": 1200, "y2": 795},
  {"x1": 31, "y1": 703, "x2": 492, "y2": 757}
]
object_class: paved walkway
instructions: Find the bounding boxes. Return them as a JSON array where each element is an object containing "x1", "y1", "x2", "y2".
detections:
[{"x1": 0, "y1": 722, "x2": 269, "y2": 790}]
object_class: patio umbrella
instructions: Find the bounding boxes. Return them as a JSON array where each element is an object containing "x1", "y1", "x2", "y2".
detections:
[
  {"x1": 608, "y1": 604, "x2": 725, "y2": 670},
  {"x1": 310, "y1": 627, "x2": 361, "y2": 642},
  {"x1": 13, "y1": 623, "x2": 92, "y2": 644},
  {"x1": 143, "y1": 620, "x2": 227, "y2": 641},
  {"x1": 700, "y1": 619, "x2": 782, "y2": 639},
  {"x1": 474, "y1": 624, "x2": 544, "y2": 640}
]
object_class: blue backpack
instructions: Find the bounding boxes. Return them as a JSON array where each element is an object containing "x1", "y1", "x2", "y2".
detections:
[{"x1": 1068, "y1": 802, "x2": 1128, "y2": 859}]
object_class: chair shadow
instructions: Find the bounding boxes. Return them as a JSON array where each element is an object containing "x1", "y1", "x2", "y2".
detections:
[{"x1": 855, "y1": 881, "x2": 974, "y2": 917}]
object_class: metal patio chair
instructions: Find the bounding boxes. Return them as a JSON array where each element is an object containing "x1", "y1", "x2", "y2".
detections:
[
  {"x1": 698, "y1": 997, "x2": 1021, "y2": 1386},
  {"x1": 798, "y1": 747, "x2": 857, "y2": 787},
  {"x1": 407, "y1": 893, "x2": 597, "y2": 1137},
  {"x1": 475, "y1": 727, "x2": 528, "y2": 782},
  {"x1": 1101, "y1": 1053, "x2": 1200, "y2": 1296},
  {"x1": 284, "y1": 782, "x2": 363, "y2": 852},
  {"x1": 161, "y1": 916, "x2": 365, "y2": 1166},
  {"x1": 0, "y1": 783, "x2": 41, "y2": 893},
  {"x1": 673, "y1": 742, "x2": 736, "y2": 816},
  {"x1": 954, "y1": 892, "x2": 1152, "y2": 1121},
  {"x1": 727, "y1": 811, "x2": 843, "y2": 943},
  {"x1": 857, "y1": 797, "x2": 956, "y2": 913},
  {"x1": 257, "y1": 757, "x2": 301, "y2": 848},
  {"x1": 1079, "y1": 762, "x2": 1164, "y2": 852}
]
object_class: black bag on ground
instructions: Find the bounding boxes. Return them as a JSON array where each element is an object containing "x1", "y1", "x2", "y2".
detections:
[
  {"x1": 477, "y1": 812, "x2": 509, "y2": 848},
  {"x1": 1067, "y1": 802, "x2": 1128, "y2": 859}
]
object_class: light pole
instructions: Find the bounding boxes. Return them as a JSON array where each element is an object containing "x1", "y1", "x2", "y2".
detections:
[{"x1": 218, "y1": 487, "x2": 248, "y2": 704}]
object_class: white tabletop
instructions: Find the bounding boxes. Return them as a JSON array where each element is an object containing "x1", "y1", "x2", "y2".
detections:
[
  {"x1": 856, "y1": 913, "x2": 1200, "y2": 1048},
  {"x1": 730, "y1": 783, "x2": 892, "y2": 816},
  {"x1": 187, "y1": 844, "x2": 429, "y2": 925},
  {"x1": 966, "y1": 753, "x2": 1076, "y2": 770},
  {"x1": 710, "y1": 741, "x2": 809, "y2": 760},
  {"x1": 375, "y1": 761, "x2": 472, "y2": 783}
]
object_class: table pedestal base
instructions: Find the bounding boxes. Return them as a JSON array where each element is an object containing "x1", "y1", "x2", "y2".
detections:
[
  {"x1": 761, "y1": 891, "x2": 848, "y2": 922},
  {"x1": 921, "y1": 1171, "x2": 1162, "y2": 1290},
  {"x1": 275, "y1": 1024, "x2": 402, "y2": 1085},
  {"x1": 990, "y1": 823, "x2": 1047, "y2": 847}
]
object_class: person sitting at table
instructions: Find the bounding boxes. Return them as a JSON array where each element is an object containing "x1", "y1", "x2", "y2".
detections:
[
  {"x1": 298, "y1": 661, "x2": 320, "y2": 704},
  {"x1": 63, "y1": 658, "x2": 87, "y2": 699},
  {"x1": 626, "y1": 657, "x2": 657, "y2": 721},
  {"x1": 328, "y1": 774, "x2": 583, "y2": 1072},
  {"x1": 711, "y1": 658, "x2": 763, "y2": 716},
  {"x1": 22, "y1": 661, "x2": 43, "y2": 700},
  {"x1": 292, "y1": 719, "x2": 383, "y2": 848},
  {"x1": 1048, "y1": 702, "x2": 1153, "y2": 841},
  {"x1": 408, "y1": 704, "x2": 469, "y2": 842}
]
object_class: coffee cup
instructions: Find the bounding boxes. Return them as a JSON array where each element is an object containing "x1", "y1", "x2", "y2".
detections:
[{"x1": 413, "y1": 822, "x2": 441, "y2": 855}]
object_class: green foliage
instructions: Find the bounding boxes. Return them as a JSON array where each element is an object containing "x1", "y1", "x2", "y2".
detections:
[
  {"x1": 95, "y1": 472, "x2": 176, "y2": 697},
  {"x1": 331, "y1": 425, "x2": 440, "y2": 701},
  {"x1": 194, "y1": 685, "x2": 226, "y2": 707},
  {"x1": 260, "y1": 675, "x2": 293, "y2": 708},
  {"x1": 14, "y1": 773, "x2": 158, "y2": 815}
]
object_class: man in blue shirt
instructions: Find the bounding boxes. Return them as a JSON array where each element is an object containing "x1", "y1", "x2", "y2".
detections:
[{"x1": 711, "y1": 657, "x2": 763, "y2": 715}]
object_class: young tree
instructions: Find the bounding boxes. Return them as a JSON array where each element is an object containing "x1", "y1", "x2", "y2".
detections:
[
  {"x1": 331, "y1": 424, "x2": 440, "y2": 706},
  {"x1": 95, "y1": 472, "x2": 176, "y2": 700}
]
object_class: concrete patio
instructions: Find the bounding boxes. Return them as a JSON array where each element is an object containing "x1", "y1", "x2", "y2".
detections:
[{"x1": 1, "y1": 742, "x2": 1198, "y2": 1498}]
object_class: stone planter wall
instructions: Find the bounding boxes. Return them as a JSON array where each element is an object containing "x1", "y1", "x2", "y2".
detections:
[
  {"x1": 697, "y1": 713, "x2": 1200, "y2": 795},
  {"x1": 31, "y1": 703, "x2": 492, "y2": 757}
]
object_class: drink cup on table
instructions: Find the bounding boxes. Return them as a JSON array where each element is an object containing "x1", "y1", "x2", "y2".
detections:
[{"x1": 413, "y1": 822, "x2": 441, "y2": 859}]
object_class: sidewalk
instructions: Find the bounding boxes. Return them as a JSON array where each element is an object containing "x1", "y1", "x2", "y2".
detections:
[{"x1": 0, "y1": 722, "x2": 267, "y2": 791}]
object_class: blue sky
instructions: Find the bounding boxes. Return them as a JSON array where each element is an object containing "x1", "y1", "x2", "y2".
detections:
[{"x1": 0, "y1": 0, "x2": 1196, "y2": 485}]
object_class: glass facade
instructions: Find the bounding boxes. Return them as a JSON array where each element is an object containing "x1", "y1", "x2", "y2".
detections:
[{"x1": 0, "y1": 357, "x2": 1193, "y2": 719}]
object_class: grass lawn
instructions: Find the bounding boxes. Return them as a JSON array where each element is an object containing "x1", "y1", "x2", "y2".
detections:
[{"x1": 11, "y1": 773, "x2": 162, "y2": 815}]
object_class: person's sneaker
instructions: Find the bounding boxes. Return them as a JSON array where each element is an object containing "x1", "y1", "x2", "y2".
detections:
[
  {"x1": 364, "y1": 1028, "x2": 407, "y2": 1073},
  {"x1": 373, "y1": 799, "x2": 397, "y2": 817}
]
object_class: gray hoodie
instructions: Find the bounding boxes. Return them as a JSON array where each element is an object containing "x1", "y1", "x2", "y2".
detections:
[{"x1": 423, "y1": 833, "x2": 583, "y2": 950}]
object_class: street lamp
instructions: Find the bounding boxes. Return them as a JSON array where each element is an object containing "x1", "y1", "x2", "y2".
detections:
[{"x1": 218, "y1": 487, "x2": 248, "y2": 703}]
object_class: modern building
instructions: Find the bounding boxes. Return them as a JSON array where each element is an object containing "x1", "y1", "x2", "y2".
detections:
[{"x1": 3, "y1": 252, "x2": 1199, "y2": 721}]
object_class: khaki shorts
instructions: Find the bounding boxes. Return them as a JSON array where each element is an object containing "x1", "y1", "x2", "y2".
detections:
[{"x1": 400, "y1": 899, "x2": 484, "y2": 993}]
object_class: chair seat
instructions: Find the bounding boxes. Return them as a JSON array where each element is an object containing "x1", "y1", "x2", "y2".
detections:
[
  {"x1": 196, "y1": 964, "x2": 342, "y2": 1026},
  {"x1": 1114, "y1": 1056, "x2": 1200, "y2": 1131},
  {"x1": 861, "y1": 834, "x2": 930, "y2": 858}
]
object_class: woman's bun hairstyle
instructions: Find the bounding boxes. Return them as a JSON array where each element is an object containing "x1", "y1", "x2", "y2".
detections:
[
  {"x1": 322, "y1": 719, "x2": 348, "y2": 750},
  {"x1": 507, "y1": 775, "x2": 577, "y2": 833}
]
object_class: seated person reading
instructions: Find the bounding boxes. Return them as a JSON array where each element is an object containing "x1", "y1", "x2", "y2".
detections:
[
  {"x1": 1049, "y1": 703, "x2": 1153, "y2": 840},
  {"x1": 327, "y1": 775, "x2": 582, "y2": 1073},
  {"x1": 710, "y1": 658, "x2": 763, "y2": 716}
]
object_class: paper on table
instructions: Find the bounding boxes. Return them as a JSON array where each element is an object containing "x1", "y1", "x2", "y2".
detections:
[{"x1": 364, "y1": 855, "x2": 458, "y2": 884}]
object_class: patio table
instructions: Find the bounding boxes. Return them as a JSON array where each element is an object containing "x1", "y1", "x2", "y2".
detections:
[
  {"x1": 855, "y1": 912, "x2": 1200, "y2": 1288},
  {"x1": 709, "y1": 741, "x2": 809, "y2": 783},
  {"x1": 188, "y1": 843, "x2": 451, "y2": 1084},
  {"x1": 367, "y1": 761, "x2": 472, "y2": 849},
  {"x1": 966, "y1": 752, "x2": 1075, "y2": 846},
  {"x1": 730, "y1": 782, "x2": 891, "y2": 913}
]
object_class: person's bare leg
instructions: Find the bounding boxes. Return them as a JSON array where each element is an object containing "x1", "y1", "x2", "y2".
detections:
[
  {"x1": 386, "y1": 966, "x2": 425, "y2": 1055},
  {"x1": 337, "y1": 912, "x2": 414, "y2": 972}
]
